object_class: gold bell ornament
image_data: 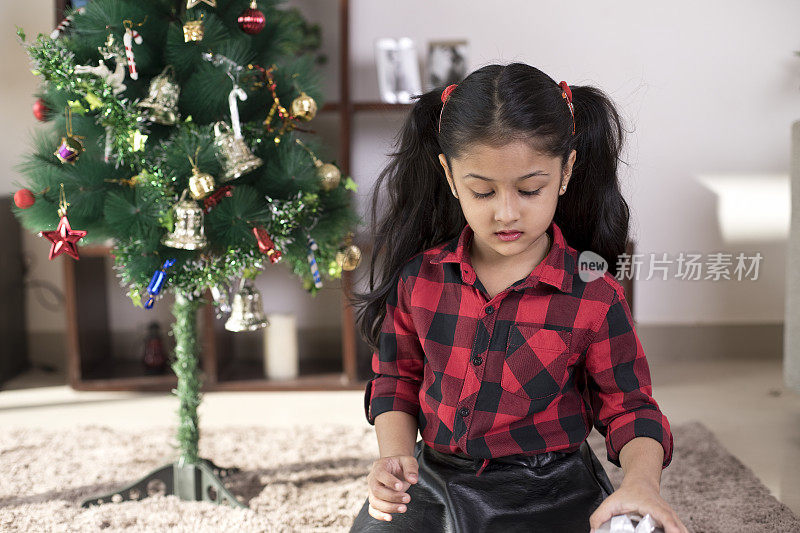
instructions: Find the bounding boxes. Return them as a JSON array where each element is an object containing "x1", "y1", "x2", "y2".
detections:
[
  {"x1": 183, "y1": 14, "x2": 205, "y2": 42},
  {"x1": 225, "y1": 278, "x2": 269, "y2": 332},
  {"x1": 291, "y1": 91, "x2": 317, "y2": 121},
  {"x1": 138, "y1": 65, "x2": 180, "y2": 125},
  {"x1": 213, "y1": 121, "x2": 263, "y2": 181},
  {"x1": 295, "y1": 138, "x2": 341, "y2": 192},
  {"x1": 162, "y1": 189, "x2": 208, "y2": 250},
  {"x1": 187, "y1": 148, "x2": 215, "y2": 200}
]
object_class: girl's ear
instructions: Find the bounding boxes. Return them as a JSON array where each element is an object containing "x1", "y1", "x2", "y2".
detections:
[
  {"x1": 565, "y1": 149, "x2": 577, "y2": 178},
  {"x1": 439, "y1": 153, "x2": 458, "y2": 198},
  {"x1": 559, "y1": 150, "x2": 577, "y2": 194},
  {"x1": 438, "y1": 153, "x2": 450, "y2": 178}
]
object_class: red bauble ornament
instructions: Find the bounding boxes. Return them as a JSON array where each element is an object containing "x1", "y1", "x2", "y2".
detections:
[
  {"x1": 39, "y1": 215, "x2": 87, "y2": 260},
  {"x1": 14, "y1": 188, "x2": 35, "y2": 209},
  {"x1": 32, "y1": 98, "x2": 50, "y2": 122},
  {"x1": 238, "y1": 1, "x2": 266, "y2": 35}
]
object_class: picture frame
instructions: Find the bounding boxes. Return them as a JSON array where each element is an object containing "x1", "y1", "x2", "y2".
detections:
[
  {"x1": 374, "y1": 37, "x2": 422, "y2": 104},
  {"x1": 426, "y1": 39, "x2": 469, "y2": 90}
]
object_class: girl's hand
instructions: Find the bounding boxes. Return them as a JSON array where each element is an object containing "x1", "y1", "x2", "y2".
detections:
[
  {"x1": 366, "y1": 455, "x2": 419, "y2": 522},
  {"x1": 589, "y1": 477, "x2": 690, "y2": 533}
]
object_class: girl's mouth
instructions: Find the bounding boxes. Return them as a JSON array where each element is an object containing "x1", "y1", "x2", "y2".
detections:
[{"x1": 495, "y1": 231, "x2": 522, "y2": 241}]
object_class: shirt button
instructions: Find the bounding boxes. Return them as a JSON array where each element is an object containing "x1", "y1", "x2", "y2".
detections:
[
  {"x1": 472, "y1": 356, "x2": 483, "y2": 366},
  {"x1": 485, "y1": 305, "x2": 494, "y2": 314},
  {"x1": 459, "y1": 407, "x2": 470, "y2": 417}
]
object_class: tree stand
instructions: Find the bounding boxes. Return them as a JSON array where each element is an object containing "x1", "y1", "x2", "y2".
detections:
[
  {"x1": 80, "y1": 458, "x2": 245, "y2": 508},
  {"x1": 80, "y1": 293, "x2": 247, "y2": 509}
]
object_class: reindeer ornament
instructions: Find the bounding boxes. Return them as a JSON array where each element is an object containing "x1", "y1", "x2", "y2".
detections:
[{"x1": 74, "y1": 34, "x2": 128, "y2": 95}]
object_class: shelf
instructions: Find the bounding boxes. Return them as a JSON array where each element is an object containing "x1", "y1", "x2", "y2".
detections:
[
  {"x1": 320, "y1": 102, "x2": 413, "y2": 113},
  {"x1": 73, "y1": 357, "x2": 178, "y2": 392},
  {"x1": 211, "y1": 369, "x2": 367, "y2": 392},
  {"x1": 72, "y1": 356, "x2": 369, "y2": 392}
]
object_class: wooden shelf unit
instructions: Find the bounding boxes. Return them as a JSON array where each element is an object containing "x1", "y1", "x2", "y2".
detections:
[{"x1": 57, "y1": 0, "x2": 634, "y2": 392}]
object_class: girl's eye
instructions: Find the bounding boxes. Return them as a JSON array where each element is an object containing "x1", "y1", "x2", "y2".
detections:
[{"x1": 471, "y1": 189, "x2": 542, "y2": 199}]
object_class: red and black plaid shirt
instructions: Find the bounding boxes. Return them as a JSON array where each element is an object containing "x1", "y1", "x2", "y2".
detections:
[{"x1": 364, "y1": 220, "x2": 673, "y2": 476}]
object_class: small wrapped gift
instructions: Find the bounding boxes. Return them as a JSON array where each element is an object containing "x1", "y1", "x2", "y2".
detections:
[{"x1": 596, "y1": 513, "x2": 664, "y2": 533}]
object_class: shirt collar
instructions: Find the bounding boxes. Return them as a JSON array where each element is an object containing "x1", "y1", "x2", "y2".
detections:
[{"x1": 429, "y1": 220, "x2": 575, "y2": 294}]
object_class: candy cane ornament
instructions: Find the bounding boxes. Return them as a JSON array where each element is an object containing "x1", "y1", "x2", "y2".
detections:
[
  {"x1": 51, "y1": 7, "x2": 85, "y2": 39},
  {"x1": 307, "y1": 238, "x2": 323, "y2": 288},
  {"x1": 123, "y1": 27, "x2": 143, "y2": 80},
  {"x1": 228, "y1": 83, "x2": 248, "y2": 138}
]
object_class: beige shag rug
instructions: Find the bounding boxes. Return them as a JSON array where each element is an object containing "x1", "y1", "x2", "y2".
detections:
[{"x1": 0, "y1": 421, "x2": 797, "y2": 532}]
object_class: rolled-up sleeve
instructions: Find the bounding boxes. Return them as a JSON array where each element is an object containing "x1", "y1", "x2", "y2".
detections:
[
  {"x1": 584, "y1": 289, "x2": 673, "y2": 469},
  {"x1": 363, "y1": 272, "x2": 425, "y2": 425}
]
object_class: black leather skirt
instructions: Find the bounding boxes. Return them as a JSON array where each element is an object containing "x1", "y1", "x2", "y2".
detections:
[{"x1": 350, "y1": 439, "x2": 614, "y2": 533}]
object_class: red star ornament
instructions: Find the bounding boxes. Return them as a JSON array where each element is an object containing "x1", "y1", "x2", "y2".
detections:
[{"x1": 39, "y1": 215, "x2": 87, "y2": 260}]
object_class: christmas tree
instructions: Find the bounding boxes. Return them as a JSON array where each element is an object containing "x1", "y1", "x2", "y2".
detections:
[{"x1": 13, "y1": 0, "x2": 362, "y2": 508}]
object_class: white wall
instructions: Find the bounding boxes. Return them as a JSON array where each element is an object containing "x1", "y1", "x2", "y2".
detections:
[{"x1": 3, "y1": 1, "x2": 797, "y2": 352}]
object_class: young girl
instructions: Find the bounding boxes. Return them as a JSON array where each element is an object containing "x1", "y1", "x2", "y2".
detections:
[{"x1": 348, "y1": 63, "x2": 688, "y2": 533}]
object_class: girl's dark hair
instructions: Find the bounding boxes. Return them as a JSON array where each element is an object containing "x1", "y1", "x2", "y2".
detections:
[{"x1": 348, "y1": 62, "x2": 630, "y2": 352}]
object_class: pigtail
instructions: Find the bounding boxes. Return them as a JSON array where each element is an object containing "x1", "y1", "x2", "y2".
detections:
[
  {"x1": 349, "y1": 88, "x2": 466, "y2": 352},
  {"x1": 554, "y1": 85, "x2": 630, "y2": 277}
]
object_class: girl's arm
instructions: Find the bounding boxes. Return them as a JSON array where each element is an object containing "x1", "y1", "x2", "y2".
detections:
[
  {"x1": 374, "y1": 411, "x2": 418, "y2": 458},
  {"x1": 618, "y1": 436, "x2": 664, "y2": 489},
  {"x1": 584, "y1": 288, "x2": 674, "y2": 472},
  {"x1": 364, "y1": 272, "x2": 425, "y2": 438}
]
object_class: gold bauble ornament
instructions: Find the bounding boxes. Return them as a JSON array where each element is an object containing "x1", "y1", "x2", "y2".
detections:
[
  {"x1": 336, "y1": 244, "x2": 362, "y2": 271},
  {"x1": 295, "y1": 138, "x2": 341, "y2": 191},
  {"x1": 291, "y1": 91, "x2": 317, "y2": 121},
  {"x1": 318, "y1": 163, "x2": 341, "y2": 191}
]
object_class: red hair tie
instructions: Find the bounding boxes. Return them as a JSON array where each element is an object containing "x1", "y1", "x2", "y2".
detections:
[
  {"x1": 559, "y1": 81, "x2": 575, "y2": 135},
  {"x1": 438, "y1": 83, "x2": 458, "y2": 133},
  {"x1": 438, "y1": 82, "x2": 574, "y2": 135}
]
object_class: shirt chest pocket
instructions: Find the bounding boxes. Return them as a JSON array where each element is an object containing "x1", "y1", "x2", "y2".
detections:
[{"x1": 501, "y1": 323, "x2": 573, "y2": 401}]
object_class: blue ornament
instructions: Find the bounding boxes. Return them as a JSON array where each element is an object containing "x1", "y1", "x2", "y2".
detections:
[{"x1": 145, "y1": 258, "x2": 176, "y2": 309}]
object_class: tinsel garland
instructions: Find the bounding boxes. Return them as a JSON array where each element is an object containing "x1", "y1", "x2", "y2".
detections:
[{"x1": 171, "y1": 292, "x2": 202, "y2": 465}]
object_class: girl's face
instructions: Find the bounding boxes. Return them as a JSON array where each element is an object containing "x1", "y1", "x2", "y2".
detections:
[{"x1": 438, "y1": 140, "x2": 576, "y2": 268}]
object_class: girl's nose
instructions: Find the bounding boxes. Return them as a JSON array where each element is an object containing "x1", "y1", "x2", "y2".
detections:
[{"x1": 494, "y1": 190, "x2": 521, "y2": 224}]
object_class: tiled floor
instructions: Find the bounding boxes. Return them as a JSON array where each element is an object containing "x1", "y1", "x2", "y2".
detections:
[{"x1": 1, "y1": 357, "x2": 799, "y2": 516}]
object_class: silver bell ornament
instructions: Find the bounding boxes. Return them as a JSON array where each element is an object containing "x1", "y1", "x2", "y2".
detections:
[
  {"x1": 162, "y1": 189, "x2": 208, "y2": 250},
  {"x1": 213, "y1": 121, "x2": 263, "y2": 182},
  {"x1": 225, "y1": 278, "x2": 269, "y2": 332},
  {"x1": 138, "y1": 65, "x2": 180, "y2": 125}
]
